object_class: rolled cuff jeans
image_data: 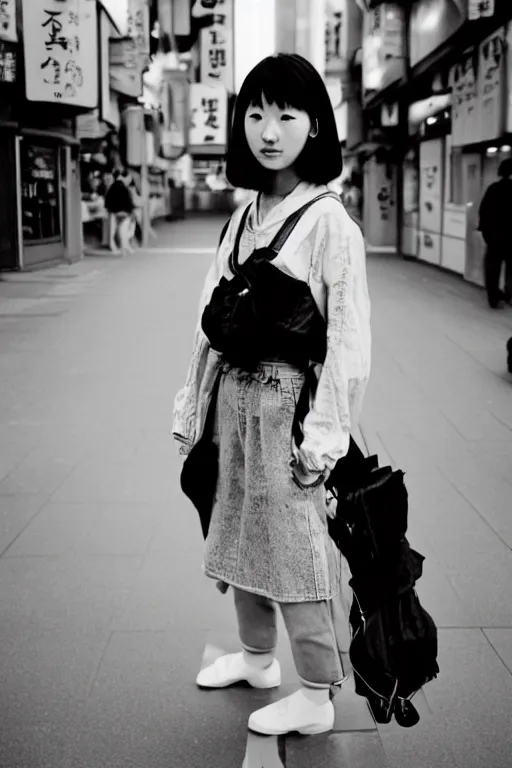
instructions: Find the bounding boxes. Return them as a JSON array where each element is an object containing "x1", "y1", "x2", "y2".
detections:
[{"x1": 234, "y1": 587, "x2": 347, "y2": 696}]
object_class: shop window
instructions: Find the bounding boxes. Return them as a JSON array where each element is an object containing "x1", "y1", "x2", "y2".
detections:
[{"x1": 20, "y1": 143, "x2": 61, "y2": 242}]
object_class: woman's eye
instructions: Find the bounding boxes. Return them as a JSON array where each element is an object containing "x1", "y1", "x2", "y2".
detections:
[
  {"x1": 248, "y1": 113, "x2": 262, "y2": 121},
  {"x1": 281, "y1": 115, "x2": 295, "y2": 121}
]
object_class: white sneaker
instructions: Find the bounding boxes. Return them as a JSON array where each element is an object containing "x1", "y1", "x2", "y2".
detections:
[
  {"x1": 196, "y1": 652, "x2": 281, "y2": 689},
  {"x1": 248, "y1": 689, "x2": 335, "y2": 736}
]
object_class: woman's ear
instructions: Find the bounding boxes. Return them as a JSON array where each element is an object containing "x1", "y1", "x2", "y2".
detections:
[{"x1": 309, "y1": 120, "x2": 319, "y2": 139}]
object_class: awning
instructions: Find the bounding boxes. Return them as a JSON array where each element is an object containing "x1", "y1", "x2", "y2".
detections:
[{"x1": 408, "y1": 94, "x2": 452, "y2": 125}]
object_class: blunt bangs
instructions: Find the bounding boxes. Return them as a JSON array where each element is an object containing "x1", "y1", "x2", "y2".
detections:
[
  {"x1": 226, "y1": 53, "x2": 342, "y2": 192},
  {"x1": 244, "y1": 57, "x2": 313, "y2": 115}
]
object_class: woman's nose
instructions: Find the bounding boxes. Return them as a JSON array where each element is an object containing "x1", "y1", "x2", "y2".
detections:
[{"x1": 261, "y1": 119, "x2": 279, "y2": 143}]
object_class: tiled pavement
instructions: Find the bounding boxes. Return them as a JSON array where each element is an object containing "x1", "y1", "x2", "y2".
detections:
[{"x1": 0, "y1": 216, "x2": 511, "y2": 767}]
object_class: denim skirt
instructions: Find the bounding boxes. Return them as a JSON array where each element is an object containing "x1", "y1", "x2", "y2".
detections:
[{"x1": 203, "y1": 363, "x2": 341, "y2": 603}]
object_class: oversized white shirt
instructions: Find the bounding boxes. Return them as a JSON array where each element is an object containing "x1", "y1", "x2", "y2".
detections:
[{"x1": 172, "y1": 181, "x2": 371, "y2": 473}]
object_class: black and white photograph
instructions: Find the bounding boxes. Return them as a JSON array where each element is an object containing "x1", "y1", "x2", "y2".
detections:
[{"x1": 0, "y1": 0, "x2": 512, "y2": 766}]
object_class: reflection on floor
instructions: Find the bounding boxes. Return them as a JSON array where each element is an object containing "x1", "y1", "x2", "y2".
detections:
[{"x1": 242, "y1": 732, "x2": 285, "y2": 768}]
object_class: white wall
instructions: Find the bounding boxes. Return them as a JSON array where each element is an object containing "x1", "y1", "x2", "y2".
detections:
[
  {"x1": 100, "y1": 0, "x2": 128, "y2": 34},
  {"x1": 234, "y1": 0, "x2": 276, "y2": 93}
]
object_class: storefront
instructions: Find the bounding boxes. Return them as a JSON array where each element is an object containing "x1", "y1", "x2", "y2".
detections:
[
  {"x1": 447, "y1": 25, "x2": 509, "y2": 284},
  {"x1": 0, "y1": 0, "x2": 100, "y2": 270},
  {"x1": 361, "y1": 3, "x2": 406, "y2": 248},
  {"x1": 19, "y1": 138, "x2": 65, "y2": 267}
]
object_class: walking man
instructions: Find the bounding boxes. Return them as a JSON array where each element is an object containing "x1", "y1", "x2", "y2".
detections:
[{"x1": 478, "y1": 159, "x2": 512, "y2": 308}]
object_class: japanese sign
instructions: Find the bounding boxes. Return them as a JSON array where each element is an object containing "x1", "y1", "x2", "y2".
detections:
[
  {"x1": 325, "y1": 0, "x2": 345, "y2": 77},
  {"x1": 0, "y1": 40, "x2": 16, "y2": 82},
  {"x1": 0, "y1": 0, "x2": 17, "y2": 42},
  {"x1": 189, "y1": 82, "x2": 227, "y2": 155},
  {"x1": 363, "y1": 3, "x2": 405, "y2": 97},
  {"x1": 469, "y1": 0, "x2": 494, "y2": 19},
  {"x1": 419, "y1": 138, "x2": 443, "y2": 236},
  {"x1": 127, "y1": 0, "x2": 150, "y2": 68},
  {"x1": 450, "y1": 49, "x2": 478, "y2": 146},
  {"x1": 450, "y1": 28, "x2": 505, "y2": 146},
  {"x1": 194, "y1": 0, "x2": 234, "y2": 92},
  {"x1": 108, "y1": 0, "x2": 149, "y2": 99},
  {"x1": 478, "y1": 30, "x2": 505, "y2": 142},
  {"x1": 22, "y1": 0, "x2": 98, "y2": 107}
]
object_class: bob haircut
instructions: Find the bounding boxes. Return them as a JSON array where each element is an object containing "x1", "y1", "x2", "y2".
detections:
[{"x1": 226, "y1": 53, "x2": 342, "y2": 192}]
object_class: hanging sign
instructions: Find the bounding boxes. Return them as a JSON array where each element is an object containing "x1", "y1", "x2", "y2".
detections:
[
  {"x1": 127, "y1": 0, "x2": 150, "y2": 68},
  {"x1": 362, "y1": 3, "x2": 405, "y2": 97},
  {"x1": 325, "y1": 0, "x2": 346, "y2": 77},
  {"x1": 450, "y1": 29, "x2": 505, "y2": 146},
  {"x1": 22, "y1": 0, "x2": 98, "y2": 107},
  {"x1": 196, "y1": 0, "x2": 234, "y2": 92},
  {"x1": 469, "y1": 0, "x2": 494, "y2": 19},
  {"x1": 189, "y1": 82, "x2": 228, "y2": 155},
  {"x1": 0, "y1": 40, "x2": 16, "y2": 82},
  {"x1": 478, "y1": 30, "x2": 505, "y2": 142},
  {"x1": 109, "y1": 37, "x2": 142, "y2": 98},
  {"x1": 109, "y1": 0, "x2": 149, "y2": 99},
  {"x1": 0, "y1": 0, "x2": 17, "y2": 42}
]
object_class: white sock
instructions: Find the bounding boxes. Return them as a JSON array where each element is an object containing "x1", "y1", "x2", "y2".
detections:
[
  {"x1": 301, "y1": 686, "x2": 330, "y2": 705},
  {"x1": 242, "y1": 649, "x2": 274, "y2": 669}
]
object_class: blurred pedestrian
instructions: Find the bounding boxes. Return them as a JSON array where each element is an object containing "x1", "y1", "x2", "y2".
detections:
[
  {"x1": 478, "y1": 159, "x2": 512, "y2": 308},
  {"x1": 173, "y1": 53, "x2": 371, "y2": 737},
  {"x1": 104, "y1": 170, "x2": 135, "y2": 255},
  {"x1": 125, "y1": 170, "x2": 157, "y2": 244}
]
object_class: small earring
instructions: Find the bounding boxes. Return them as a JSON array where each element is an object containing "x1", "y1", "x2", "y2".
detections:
[{"x1": 309, "y1": 122, "x2": 319, "y2": 139}]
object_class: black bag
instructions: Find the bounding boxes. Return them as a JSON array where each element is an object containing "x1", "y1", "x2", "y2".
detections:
[
  {"x1": 180, "y1": 372, "x2": 222, "y2": 539},
  {"x1": 201, "y1": 193, "x2": 339, "y2": 371},
  {"x1": 327, "y1": 450, "x2": 439, "y2": 727},
  {"x1": 179, "y1": 216, "x2": 237, "y2": 536}
]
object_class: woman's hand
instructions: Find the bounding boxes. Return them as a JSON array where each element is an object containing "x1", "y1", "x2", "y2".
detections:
[
  {"x1": 289, "y1": 450, "x2": 329, "y2": 490},
  {"x1": 291, "y1": 463, "x2": 324, "y2": 489}
]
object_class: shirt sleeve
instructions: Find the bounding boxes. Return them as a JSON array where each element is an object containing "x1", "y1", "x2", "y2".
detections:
[
  {"x1": 296, "y1": 209, "x2": 371, "y2": 473},
  {"x1": 171, "y1": 227, "x2": 228, "y2": 450}
]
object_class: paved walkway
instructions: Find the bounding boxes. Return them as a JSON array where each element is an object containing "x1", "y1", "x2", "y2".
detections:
[{"x1": 0, "y1": 216, "x2": 511, "y2": 767}]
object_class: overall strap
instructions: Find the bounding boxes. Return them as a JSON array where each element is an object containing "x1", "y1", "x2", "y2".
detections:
[
  {"x1": 269, "y1": 191, "x2": 341, "y2": 255},
  {"x1": 202, "y1": 368, "x2": 223, "y2": 441},
  {"x1": 228, "y1": 203, "x2": 252, "y2": 274}
]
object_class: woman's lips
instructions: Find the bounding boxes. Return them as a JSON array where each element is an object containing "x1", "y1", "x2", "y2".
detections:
[{"x1": 260, "y1": 149, "x2": 282, "y2": 157}]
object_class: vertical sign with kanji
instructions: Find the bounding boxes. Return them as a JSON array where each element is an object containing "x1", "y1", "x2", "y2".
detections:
[
  {"x1": 195, "y1": 0, "x2": 234, "y2": 92},
  {"x1": 0, "y1": 39, "x2": 16, "y2": 82},
  {"x1": 0, "y1": 0, "x2": 17, "y2": 42},
  {"x1": 189, "y1": 82, "x2": 228, "y2": 154},
  {"x1": 22, "y1": 0, "x2": 98, "y2": 107},
  {"x1": 127, "y1": 0, "x2": 150, "y2": 69},
  {"x1": 478, "y1": 30, "x2": 505, "y2": 142},
  {"x1": 325, "y1": 0, "x2": 345, "y2": 77}
]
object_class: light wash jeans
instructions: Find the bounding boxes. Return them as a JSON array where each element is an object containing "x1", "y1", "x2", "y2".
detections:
[
  {"x1": 234, "y1": 587, "x2": 346, "y2": 692},
  {"x1": 203, "y1": 362, "x2": 341, "y2": 603}
]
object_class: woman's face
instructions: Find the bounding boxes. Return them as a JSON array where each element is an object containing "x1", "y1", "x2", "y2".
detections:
[{"x1": 244, "y1": 94, "x2": 312, "y2": 173}]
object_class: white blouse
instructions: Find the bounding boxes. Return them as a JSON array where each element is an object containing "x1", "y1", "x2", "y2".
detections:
[{"x1": 172, "y1": 182, "x2": 371, "y2": 473}]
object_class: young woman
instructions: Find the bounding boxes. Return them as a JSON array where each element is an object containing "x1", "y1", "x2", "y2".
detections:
[{"x1": 173, "y1": 53, "x2": 371, "y2": 736}]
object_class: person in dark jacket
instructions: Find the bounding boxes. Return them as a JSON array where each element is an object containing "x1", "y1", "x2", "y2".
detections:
[
  {"x1": 105, "y1": 170, "x2": 135, "y2": 255},
  {"x1": 478, "y1": 159, "x2": 512, "y2": 308}
]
